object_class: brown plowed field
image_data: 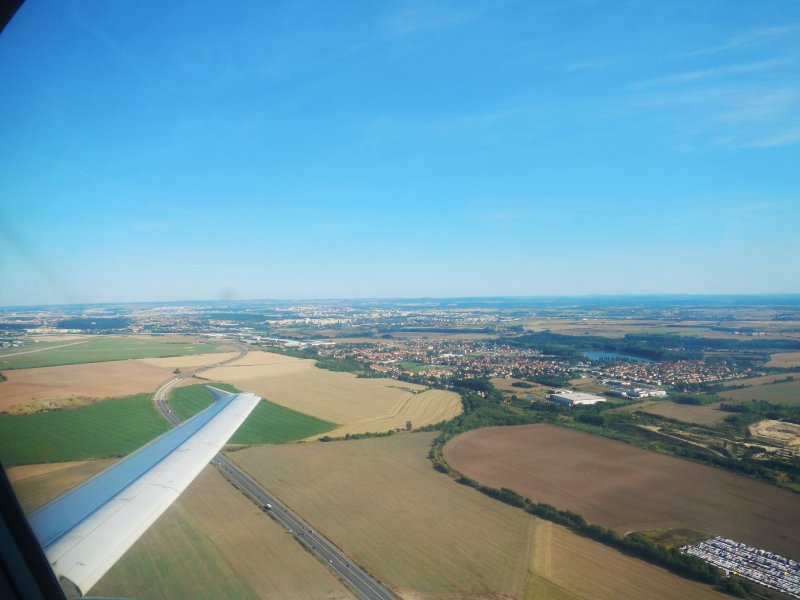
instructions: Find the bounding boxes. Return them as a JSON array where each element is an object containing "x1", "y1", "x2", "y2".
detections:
[{"x1": 443, "y1": 424, "x2": 800, "y2": 560}]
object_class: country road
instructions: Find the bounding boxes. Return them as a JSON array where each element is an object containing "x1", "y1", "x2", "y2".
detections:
[{"x1": 151, "y1": 345, "x2": 396, "y2": 600}]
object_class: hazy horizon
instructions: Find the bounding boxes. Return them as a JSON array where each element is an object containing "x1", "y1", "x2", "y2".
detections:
[
  {"x1": 3, "y1": 292, "x2": 800, "y2": 311},
  {"x1": 2, "y1": 1, "x2": 799, "y2": 305}
]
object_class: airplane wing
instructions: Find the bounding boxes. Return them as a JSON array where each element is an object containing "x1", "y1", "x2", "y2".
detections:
[{"x1": 27, "y1": 386, "x2": 261, "y2": 597}]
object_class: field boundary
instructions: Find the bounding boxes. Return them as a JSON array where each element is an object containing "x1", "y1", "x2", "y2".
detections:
[{"x1": 429, "y1": 433, "x2": 748, "y2": 597}]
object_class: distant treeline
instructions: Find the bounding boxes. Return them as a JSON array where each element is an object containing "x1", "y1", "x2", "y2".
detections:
[
  {"x1": 503, "y1": 331, "x2": 800, "y2": 362},
  {"x1": 503, "y1": 331, "x2": 702, "y2": 361}
]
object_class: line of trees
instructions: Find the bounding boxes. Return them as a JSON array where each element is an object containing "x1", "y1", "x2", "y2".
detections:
[{"x1": 430, "y1": 441, "x2": 752, "y2": 597}]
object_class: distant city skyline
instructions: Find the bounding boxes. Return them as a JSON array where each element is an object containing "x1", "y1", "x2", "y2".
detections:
[{"x1": 2, "y1": 1, "x2": 799, "y2": 306}]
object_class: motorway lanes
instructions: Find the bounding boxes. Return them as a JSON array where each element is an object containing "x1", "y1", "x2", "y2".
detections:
[
  {"x1": 213, "y1": 456, "x2": 395, "y2": 600},
  {"x1": 152, "y1": 345, "x2": 396, "y2": 600}
]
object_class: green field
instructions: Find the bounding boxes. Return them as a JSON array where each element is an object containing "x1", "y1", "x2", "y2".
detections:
[
  {"x1": 0, "y1": 394, "x2": 171, "y2": 466},
  {"x1": 170, "y1": 384, "x2": 338, "y2": 444},
  {"x1": 720, "y1": 379, "x2": 800, "y2": 406},
  {"x1": 635, "y1": 528, "x2": 712, "y2": 550},
  {"x1": 0, "y1": 336, "x2": 221, "y2": 370}
]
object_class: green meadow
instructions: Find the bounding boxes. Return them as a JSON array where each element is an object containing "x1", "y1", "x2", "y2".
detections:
[
  {"x1": 0, "y1": 393, "x2": 171, "y2": 466},
  {"x1": 0, "y1": 336, "x2": 221, "y2": 370}
]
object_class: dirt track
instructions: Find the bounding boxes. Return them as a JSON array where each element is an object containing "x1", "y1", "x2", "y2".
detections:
[{"x1": 444, "y1": 423, "x2": 800, "y2": 560}]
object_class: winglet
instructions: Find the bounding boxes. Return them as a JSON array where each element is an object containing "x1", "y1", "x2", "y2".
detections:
[{"x1": 205, "y1": 385, "x2": 235, "y2": 402}]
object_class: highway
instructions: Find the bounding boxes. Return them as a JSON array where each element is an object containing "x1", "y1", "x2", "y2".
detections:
[{"x1": 152, "y1": 343, "x2": 396, "y2": 600}]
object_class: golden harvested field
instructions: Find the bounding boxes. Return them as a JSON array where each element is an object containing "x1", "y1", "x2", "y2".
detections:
[
  {"x1": 721, "y1": 372, "x2": 800, "y2": 387},
  {"x1": 639, "y1": 401, "x2": 727, "y2": 425},
  {"x1": 491, "y1": 377, "x2": 551, "y2": 397},
  {"x1": 233, "y1": 432, "x2": 532, "y2": 599},
  {"x1": 767, "y1": 352, "x2": 800, "y2": 368},
  {"x1": 0, "y1": 360, "x2": 172, "y2": 413},
  {"x1": 92, "y1": 466, "x2": 354, "y2": 600},
  {"x1": 233, "y1": 432, "x2": 727, "y2": 600},
  {"x1": 202, "y1": 351, "x2": 460, "y2": 433},
  {"x1": 444, "y1": 424, "x2": 800, "y2": 560},
  {"x1": 8, "y1": 458, "x2": 116, "y2": 513},
  {"x1": 324, "y1": 389, "x2": 462, "y2": 438},
  {"x1": 525, "y1": 520, "x2": 726, "y2": 600},
  {"x1": 136, "y1": 351, "x2": 239, "y2": 369}
]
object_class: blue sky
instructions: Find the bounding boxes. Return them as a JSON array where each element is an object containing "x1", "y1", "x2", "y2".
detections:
[{"x1": 1, "y1": 1, "x2": 799, "y2": 305}]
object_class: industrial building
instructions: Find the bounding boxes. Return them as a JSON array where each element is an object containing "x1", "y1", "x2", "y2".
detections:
[{"x1": 548, "y1": 389, "x2": 606, "y2": 406}]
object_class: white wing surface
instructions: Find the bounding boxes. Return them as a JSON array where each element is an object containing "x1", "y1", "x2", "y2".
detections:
[{"x1": 28, "y1": 386, "x2": 260, "y2": 596}]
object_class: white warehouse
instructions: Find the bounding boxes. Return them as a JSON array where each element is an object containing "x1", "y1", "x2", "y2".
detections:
[{"x1": 549, "y1": 389, "x2": 606, "y2": 406}]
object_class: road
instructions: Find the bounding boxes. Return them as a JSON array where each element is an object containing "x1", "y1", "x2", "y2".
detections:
[
  {"x1": 152, "y1": 344, "x2": 396, "y2": 600},
  {"x1": 213, "y1": 456, "x2": 395, "y2": 600}
]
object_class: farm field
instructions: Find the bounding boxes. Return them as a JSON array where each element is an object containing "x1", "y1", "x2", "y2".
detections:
[
  {"x1": 137, "y1": 351, "x2": 239, "y2": 370},
  {"x1": 0, "y1": 335, "x2": 222, "y2": 370},
  {"x1": 0, "y1": 393, "x2": 170, "y2": 465},
  {"x1": 491, "y1": 377, "x2": 552, "y2": 397},
  {"x1": 0, "y1": 360, "x2": 173, "y2": 413},
  {"x1": 719, "y1": 378, "x2": 800, "y2": 406},
  {"x1": 566, "y1": 377, "x2": 610, "y2": 395},
  {"x1": 767, "y1": 352, "x2": 800, "y2": 368},
  {"x1": 520, "y1": 319, "x2": 721, "y2": 338},
  {"x1": 232, "y1": 432, "x2": 726, "y2": 600},
  {"x1": 721, "y1": 372, "x2": 800, "y2": 387},
  {"x1": 639, "y1": 401, "x2": 727, "y2": 425},
  {"x1": 201, "y1": 351, "x2": 461, "y2": 434},
  {"x1": 171, "y1": 384, "x2": 337, "y2": 444},
  {"x1": 443, "y1": 424, "x2": 800, "y2": 560},
  {"x1": 233, "y1": 432, "x2": 532, "y2": 598},
  {"x1": 520, "y1": 318, "x2": 800, "y2": 340},
  {"x1": 525, "y1": 520, "x2": 726, "y2": 600},
  {"x1": 8, "y1": 458, "x2": 116, "y2": 513},
  {"x1": 323, "y1": 389, "x2": 460, "y2": 438},
  {"x1": 90, "y1": 466, "x2": 354, "y2": 600}
]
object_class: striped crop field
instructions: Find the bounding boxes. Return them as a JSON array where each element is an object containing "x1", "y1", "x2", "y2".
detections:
[{"x1": 0, "y1": 393, "x2": 170, "y2": 465}]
